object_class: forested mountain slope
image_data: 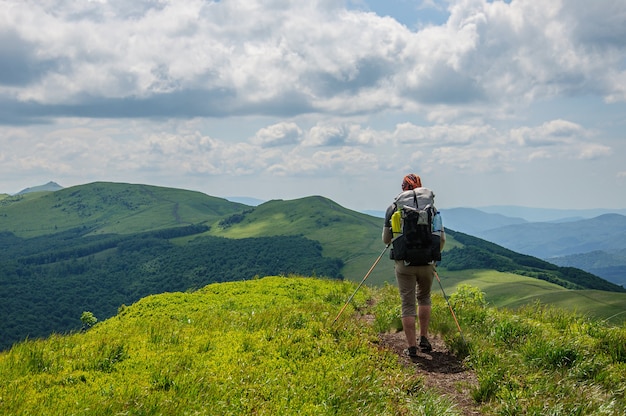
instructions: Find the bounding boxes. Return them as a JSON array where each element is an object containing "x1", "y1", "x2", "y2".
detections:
[{"x1": 1, "y1": 181, "x2": 622, "y2": 351}]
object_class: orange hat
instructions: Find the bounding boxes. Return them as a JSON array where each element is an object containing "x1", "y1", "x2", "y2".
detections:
[{"x1": 401, "y1": 174, "x2": 422, "y2": 191}]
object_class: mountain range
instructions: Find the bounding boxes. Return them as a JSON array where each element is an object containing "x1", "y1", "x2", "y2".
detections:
[
  {"x1": 0, "y1": 181, "x2": 624, "y2": 351},
  {"x1": 7, "y1": 182, "x2": 626, "y2": 288},
  {"x1": 440, "y1": 208, "x2": 626, "y2": 288}
]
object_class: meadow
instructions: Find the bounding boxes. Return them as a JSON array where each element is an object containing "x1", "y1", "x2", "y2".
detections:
[
  {"x1": 440, "y1": 269, "x2": 626, "y2": 325},
  {"x1": 1, "y1": 276, "x2": 624, "y2": 415}
]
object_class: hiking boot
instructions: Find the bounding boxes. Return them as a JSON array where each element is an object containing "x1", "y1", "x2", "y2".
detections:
[
  {"x1": 419, "y1": 336, "x2": 432, "y2": 352},
  {"x1": 404, "y1": 346, "x2": 418, "y2": 358}
]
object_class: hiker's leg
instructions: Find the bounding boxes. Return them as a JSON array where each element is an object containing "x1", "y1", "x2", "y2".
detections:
[
  {"x1": 395, "y1": 262, "x2": 417, "y2": 348},
  {"x1": 418, "y1": 305, "x2": 431, "y2": 337},
  {"x1": 401, "y1": 316, "x2": 417, "y2": 347},
  {"x1": 416, "y1": 265, "x2": 434, "y2": 338}
]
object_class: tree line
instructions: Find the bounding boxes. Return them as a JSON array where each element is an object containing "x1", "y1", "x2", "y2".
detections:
[
  {"x1": 441, "y1": 230, "x2": 625, "y2": 292},
  {"x1": 0, "y1": 227, "x2": 343, "y2": 350}
]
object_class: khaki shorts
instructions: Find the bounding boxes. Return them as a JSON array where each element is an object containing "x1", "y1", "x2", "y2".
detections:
[{"x1": 395, "y1": 261, "x2": 434, "y2": 317}]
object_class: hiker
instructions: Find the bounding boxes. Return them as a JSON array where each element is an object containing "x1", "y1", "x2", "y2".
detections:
[{"x1": 382, "y1": 173, "x2": 446, "y2": 357}]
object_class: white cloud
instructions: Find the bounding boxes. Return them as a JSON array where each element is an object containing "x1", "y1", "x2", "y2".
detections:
[
  {"x1": 511, "y1": 120, "x2": 587, "y2": 147},
  {"x1": 393, "y1": 122, "x2": 494, "y2": 146},
  {"x1": 431, "y1": 145, "x2": 513, "y2": 173},
  {"x1": 251, "y1": 122, "x2": 302, "y2": 147},
  {"x1": 266, "y1": 145, "x2": 379, "y2": 176},
  {"x1": 304, "y1": 124, "x2": 350, "y2": 147},
  {"x1": 572, "y1": 143, "x2": 612, "y2": 160},
  {"x1": 0, "y1": 0, "x2": 624, "y2": 209},
  {"x1": 302, "y1": 122, "x2": 383, "y2": 147},
  {"x1": 510, "y1": 119, "x2": 614, "y2": 161},
  {"x1": 1, "y1": 0, "x2": 624, "y2": 120}
]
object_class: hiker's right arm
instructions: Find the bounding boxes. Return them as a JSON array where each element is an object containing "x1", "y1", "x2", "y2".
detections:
[
  {"x1": 382, "y1": 204, "x2": 394, "y2": 245},
  {"x1": 382, "y1": 227, "x2": 392, "y2": 245}
]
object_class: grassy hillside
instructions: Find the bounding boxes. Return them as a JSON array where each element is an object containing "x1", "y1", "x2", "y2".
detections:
[
  {"x1": 550, "y1": 249, "x2": 626, "y2": 287},
  {"x1": 1, "y1": 182, "x2": 617, "y2": 292},
  {"x1": 2, "y1": 181, "x2": 624, "y2": 351},
  {"x1": 1, "y1": 276, "x2": 624, "y2": 415},
  {"x1": 0, "y1": 228, "x2": 343, "y2": 350},
  {"x1": 0, "y1": 277, "x2": 458, "y2": 415},
  {"x1": 0, "y1": 182, "x2": 248, "y2": 237},
  {"x1": 437, "y1": 269, "x2": 626, "y2": 326},
  {"x1": 203, "y1": 195, "x2": 388, "y2": 285}
]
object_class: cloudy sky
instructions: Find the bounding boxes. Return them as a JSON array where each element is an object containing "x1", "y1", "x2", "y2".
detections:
[{"x1": 1, "y1": 0, "x2": 625, "y2": 212}]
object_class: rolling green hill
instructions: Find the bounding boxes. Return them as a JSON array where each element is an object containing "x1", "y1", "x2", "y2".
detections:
[
  {"x1": 1, "y1": 276, "x2": 624, "y2": 415},
  {"x1": 202, "y1": 195, "x2": 387, "y2": 285},
  {"x1": 437, "y1": 269, "x2": 626, "y2": 324},
  {"x1": 550, "y1": 249, "x2": 626, "y2": 287},
  {"x1": 0, "y1": 277, "x2": 458, "y2": 415},
  {"x1": 0, "y1": 181, "x2": 248, "y2": 237},
  {"x1": 1, "y1": 181, "x2": 624, "y2": 351}
]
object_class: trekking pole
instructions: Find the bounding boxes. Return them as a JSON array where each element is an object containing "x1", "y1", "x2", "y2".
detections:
[
  {"x1": 333, "y1": 244, "x2": 390, "y2": 324},
  {"x1": 433, "y1": 268, "x2": 465, "y2": 342}
]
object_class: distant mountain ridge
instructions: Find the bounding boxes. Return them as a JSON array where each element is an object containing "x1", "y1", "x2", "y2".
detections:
[
  {"x1": 15, "y1": 181, "x2": 63, "y2": 194},
  {"x1": 441, "y1": 208, "x2": 626, "y2": 287},
  {"x1": 226, "y1": 196, "x2": 265, "y2": 206},
  {"x1": 549, "y1": 249, "x2": 626, "y2": 288},
  {"x1": 1, "y1": 181, "x2": 624, "y2": 350},
  {"x1": 477, "y1": 205, "x2": 626, "y2": 222},
  {"x1": 440, "y1": 207, "x2": 527, "y2": 235},
  {"x1": 478, "y1": 213, "x2": 626, "y2": 257}
]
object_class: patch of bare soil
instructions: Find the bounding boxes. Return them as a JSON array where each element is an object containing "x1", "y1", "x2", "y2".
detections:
[{"x1": 378, "y1": 330, "x2": 481, "y2": 415}]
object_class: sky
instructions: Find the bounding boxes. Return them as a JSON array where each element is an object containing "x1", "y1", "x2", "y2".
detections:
[{"x1": 1, "y1": 0, "x2": 625, "y2": 212}]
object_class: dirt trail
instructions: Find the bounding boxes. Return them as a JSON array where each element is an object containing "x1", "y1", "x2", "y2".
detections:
[{"x1": 378, "y1": 331, "x2": 481, "y2": 415}]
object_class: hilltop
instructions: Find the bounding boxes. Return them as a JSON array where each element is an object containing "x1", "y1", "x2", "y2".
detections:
[
  {"x1": 0, "y1": 181, "x2": 249, "y2": 237},
  {"x1": 16, "y1": 181, "x2": 64, "y2": 195},
  {"x1": 0, "y1": 181, "x2": 624, "y2": 351},
  {"x1": 0, "y1": 276, "x2": 624, "y2": 415}
]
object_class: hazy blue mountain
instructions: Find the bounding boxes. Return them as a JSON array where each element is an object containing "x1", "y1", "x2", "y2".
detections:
[
  {"x1": 477, "y1": 214, "x2": 626, "y2": 258},
  {"x1": 225, "y1": 196, "x2": 266, "y2": 206},
  {"x1": 360, "y1": 206, "x2": 626, "y2": 229},
  {"x1": 16, "y1": 181, "x2": 63, "y2": 194},
  {"x1": 549, "y1": 249, "x2": 626, "y2": 288},
  {"x1": 439, "y1": 207, "x2": 527, "y2": 234},
  {"x1": 477, "y1": 205, "x2": 626, "y2": 222},
  {"x1": 367, "y1": 205, "x2": 626, "y2": 288},
  {"x1": 361, "y1": 210, "x2": 384, "y2": 218},
  {"x1": 362, "y1": 207, "x2": 528, "y2": 234}
]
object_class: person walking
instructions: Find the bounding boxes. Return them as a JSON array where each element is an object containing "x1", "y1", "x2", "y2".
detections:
[{"x1": 382, "y1": 173, "x2": 446, "y2": 357}]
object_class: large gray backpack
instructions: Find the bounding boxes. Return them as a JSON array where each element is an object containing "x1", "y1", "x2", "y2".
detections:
[{"x1": 390, "y1": 188, "x2": 441, "y2": 265}]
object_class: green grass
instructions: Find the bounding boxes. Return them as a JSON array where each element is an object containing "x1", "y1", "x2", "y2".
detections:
[
  {"x1": 437, "y1": 269, "x2": 626, "y2": 325},
  {"x1": 1, "y1": 276, "x2": 625, "y2": 415},
  {"x1": 2, "y1": 276, "x2": 625, "y2": 416},
  {"x1": 449, "y1": 286, "x2": 625, "y2": 415},
  {"x1": 0, "y1": 276, "x2": 457, "y2": 415}
]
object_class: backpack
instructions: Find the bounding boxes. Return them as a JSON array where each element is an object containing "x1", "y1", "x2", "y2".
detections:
[{"x1": 389, "y1": 189, "x2": 441, "y2": 265}]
